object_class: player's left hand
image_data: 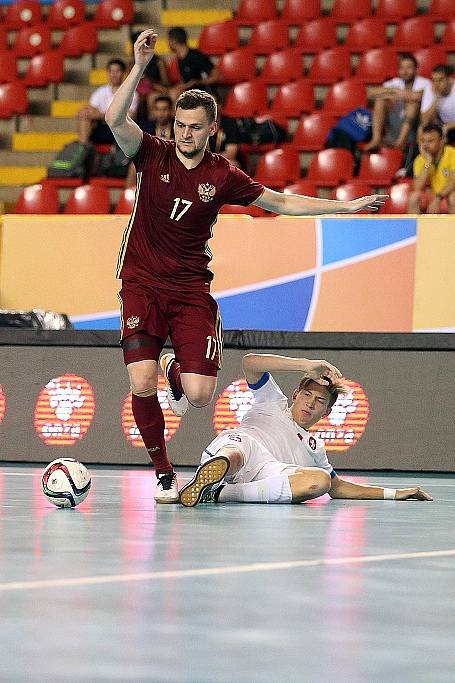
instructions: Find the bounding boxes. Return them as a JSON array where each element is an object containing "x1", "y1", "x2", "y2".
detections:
[
  {"x1": 347, "y1": 195, "x2": 389, "y2": 213},
  {"x1": 303, "y1": 360, "x2": 343, "y2": 386},
  {"x1": 394, "y1": 487, "x2": 433, "y2": 501}
]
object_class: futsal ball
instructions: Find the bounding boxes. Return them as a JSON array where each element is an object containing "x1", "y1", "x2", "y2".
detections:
[{"x1": 42, "y1": 458, "x2": 91, "y2": 508}]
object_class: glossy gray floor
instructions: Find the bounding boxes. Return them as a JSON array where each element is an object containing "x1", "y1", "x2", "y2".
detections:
[{"x1": 0, "y1": 464, "x2": 454, "y2": 683}]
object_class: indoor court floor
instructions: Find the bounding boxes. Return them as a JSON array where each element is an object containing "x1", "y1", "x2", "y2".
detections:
[{"x1": 0, "y1": 463, "x2": 454, "y2": 683}]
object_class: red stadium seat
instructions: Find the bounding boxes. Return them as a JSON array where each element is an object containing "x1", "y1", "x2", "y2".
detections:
[
  {"x1": 281, "y1": 0, "x2": 320, "y2": 24},
  {"x1": 4, "y1": 0, "x2": 42, "y2": 29},
  {"x1": 375, "y1": 0, "x2": 416, "y2": 22},
  {"x1": 59, "y1": 22, "x2": 98, "y2": 57},
  {"x1": 414, "y1": 47, "x2": 448, "y2": 79},
  {"x1": 392, "y1": 17, "x2": 435, "y2": 51},
  {"x1": 198, "y1": 21, "x2": 239, "y2": 56},
  {"x1": 23, "y1": 50, "x2": 64, "y2": 86},
  {"x1": 218, "y1": 48, "x2": 256, "y2": 85},
  {"x1": 270, "y1": 80, "x2": 314, "y2": 118},
  {"x1": 114, "y1": 188, "x2": 136, "y2": 214},
  {"x1": 166, "y1": 56, "x2": 180, "y2": 85},
  {"x1": 46, "y1": 0, "x2": 85, "y2": 28},
  {"x1": 358, "y1": 149, "x2": 403, "y2": 185},
  {"x1": 356, "y1": 48, "x2": 397, "y2": 84},
  {"x1": 330, "y1": 181, "x2": 372, "y2": 200},
  {"x1": 331, "y1": 0, "x2": 372, "y2": 22},
  {"x1": 307, "y1": 148, "x2": 354, "y2": 186},
  {"x1": 219, "y1": 203, "x2": 266, "y2": 216},
  {"x1": 223, "y1": 81, "x2": 268, "y2": 117},
  {"x1": 15, "y1": 183, "x2": 59, "y2": 214},
  {"x1": 345, "y1": 19, "x2": 387, "y2": 52},
  {"x1": 283, "y1": 180, "x2": 318, "y2": 196},
  {"x1": 93, "y1": 0, "x2": 134, "y2": 28},
  {"x1": 323, "y1": 79, "x2": 367, "y2": 116},
  {"x1": 294, "y1": 19, "x2": 336, "y2": 55},
  {"x1": 441, "y1": 20, "x2": 455, "y2": 51},
  {"x1": 291, "y1": 113, "x2": 337, "y2": 151},
  {"x1": 0, "y1": 81, "x2": 28, "y2": 118},
  {"x1": 380, "y1": 182, "x2": 411, "y2": 213},
  {"x1": 248, "y1": 20, "x2": 290, "y2": 55},
  {"x1": 254, "y1": 147, "x2": 301, "y2": 189},
  {"x1": 0, "y1": 27, "x2": 8, "y2": 52},
  {"x1": 0, "y1": 52, "x2": 18, "y2": 83},
  {"x1": 13, "y1": 24, "x2": 52, "y2": 57},
  {"x1": 90, "y1": 176, "x2": 125, "y2": 188},
  {"x1": 308, "y1": 47, "x2": 351, "y2": 85},
  {"x1": 64, "y1": 184, "x2": 110, "y2": 214},
  {"x1": 257, "y1": 48, "x2": 303, "y2": 84},
  {"x1": 428, "y1": 0, "x2": 454, "y2": 21},
  {"x1": 234, "y1": 0, "x2": 278, "y2": 25}
]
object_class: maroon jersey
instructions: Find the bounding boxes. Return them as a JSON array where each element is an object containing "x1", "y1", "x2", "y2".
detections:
[{"x1": 116, "y1": 133, "x2": 264, "y2": 290}]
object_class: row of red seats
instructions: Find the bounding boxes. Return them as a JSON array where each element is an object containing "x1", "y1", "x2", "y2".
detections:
[
  {"x1": 0, "y1": 0, "x2": 133, "y2": 30},
  {"x1": 201, "y1": 17, "x2": 455, "y2": 56},
  {"x1": 15, "y1": 180, "x2": 445, "y2": 215},
  {"x1": 0, "y1": 22, "x2": 97, "y2": 57},
  {"x1": 233, "y1": 0, "x2": 452, "y2": 24}
]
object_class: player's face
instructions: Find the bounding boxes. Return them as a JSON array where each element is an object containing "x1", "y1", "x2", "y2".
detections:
[
  {"x1": 174, "y1": 106, "x2": 217, "y2": 159},
  {"x1": 291, "y1": 381, "x2": 332, "y2": 429},
  {"x1": 398, "y1": 59, "x2": 417, "y2": 84}
]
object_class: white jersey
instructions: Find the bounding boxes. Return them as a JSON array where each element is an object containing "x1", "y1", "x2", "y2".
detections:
[
  {"x1": 383, "y1": 76, "x2": 432, "y2": 120},
  {"x1": 89, "y1": 84, "x2": 139, "y2": 116},
  {"x1": 421, "y1": 81, "x2": 455, "y2": 124},
  {"x1": 230, "y1": 372, "x2": 335, "y2": 476}
]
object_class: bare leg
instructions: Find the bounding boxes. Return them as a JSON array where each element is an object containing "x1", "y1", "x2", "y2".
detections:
[
  {"x1": 364, "y1": 98, "x2": 387, "y2": 152},
  {"x1": 408, "y1": 190, "x2": 422, "y2": 214},
  {"x1": 448, "y1": 190, "x2": 455, "y2": 214}
]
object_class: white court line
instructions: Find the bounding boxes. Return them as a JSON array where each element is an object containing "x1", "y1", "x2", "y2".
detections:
[{"x1": 1, "y1": 548, "x2": 455, "y2": 593}]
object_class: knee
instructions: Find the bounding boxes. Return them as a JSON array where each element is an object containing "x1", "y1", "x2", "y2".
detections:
[
  {"x1": 130, "y1": 375, "x2": 157, "y2": 396},
  {"x1": 292, "y1": 469, "x2": 331, "y2": 503},
  {"x1": 448, "y1": 192, "x2": 455, "y2": 210},
  {"x1": 187, "y1": 387, "x2": 214, "y2": 407}
]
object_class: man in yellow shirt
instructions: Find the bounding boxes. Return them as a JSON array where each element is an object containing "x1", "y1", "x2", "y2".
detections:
[{"x1": 408, "y1": 123, "x2": 455, "y2": 213}]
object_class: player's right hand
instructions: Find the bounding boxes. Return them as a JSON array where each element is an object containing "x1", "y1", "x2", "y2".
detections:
[
  {"x1": 303, "y1": 360, "x2": 343, "y2": 386},
  {"x1": 134, "y1": 28, "x2": 158, "y2": 67}
]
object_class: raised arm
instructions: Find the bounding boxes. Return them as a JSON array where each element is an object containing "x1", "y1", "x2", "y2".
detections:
[
  {"x1": 242, "y1": 353, "x2": 343, "y2": 386},
  {"x1": 105, "y1": 29, "x2": 158, "y2": 157},
  {"x1": 253, "y1": 187, "x2": 388, "y2": 215}
]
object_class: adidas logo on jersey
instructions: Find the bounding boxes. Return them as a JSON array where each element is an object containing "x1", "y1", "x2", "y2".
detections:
[{"x1": 160, "y1": 174, "x2": 170, "y2": 183}]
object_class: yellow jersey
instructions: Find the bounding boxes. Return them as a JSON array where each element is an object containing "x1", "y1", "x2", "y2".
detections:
[{"x1": 413, "y1": 145, "x2": 455, "y2": 194}]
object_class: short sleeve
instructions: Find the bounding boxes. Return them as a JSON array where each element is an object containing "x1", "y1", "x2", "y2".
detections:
[
  {"x1": 420, "y1": 85, "x2": 434, "y2": 113},
  {"x1": 89, "y1": 86, "x2": 104, "y2": 109},
  {"x1": 247, "y1": 373, "x2": 288, "y2": 409},
  {"x1": 221, "y1": 165, "x2": 264, "y2": 206},
  {"x1": 131, "y1": 131, "x2": 164, "y2": 167},
  {"x1": 383, "y1": 77, "x2": 400, "y2": 89},
  {"x1": 195, "y1": 50, "x2": 214, "y2": 75},
  {"x1": 413, "y1": 154, "x2": 425, "y2": 178}
]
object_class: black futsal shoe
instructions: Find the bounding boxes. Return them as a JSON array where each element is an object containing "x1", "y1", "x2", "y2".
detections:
[{"x1": 160, "y1": 353, "x2": 189, "y2": 417}]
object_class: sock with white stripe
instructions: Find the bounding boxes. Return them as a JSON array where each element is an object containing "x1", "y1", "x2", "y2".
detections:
[{"x1": 217, "y1": 475, "x2": 292, "y2": 504}]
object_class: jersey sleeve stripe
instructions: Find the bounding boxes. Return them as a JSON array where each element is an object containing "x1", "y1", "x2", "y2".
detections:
[
  {"x1": 247, "y1": 372, "x2": 270, "y2": 390},
  {"x1": 116, "y1": 171, "x2": 142, "y2": 279}
]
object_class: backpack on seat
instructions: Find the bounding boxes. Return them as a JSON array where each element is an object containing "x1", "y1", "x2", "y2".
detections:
[{"x1": 47, "y1": 141, "x2": 95, "y2": 179}]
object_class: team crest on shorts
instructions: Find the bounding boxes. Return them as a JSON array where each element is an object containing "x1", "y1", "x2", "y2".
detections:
[
  {"x1": 126, "y1": 315, "x2": 140, "y2": 329},
  {"x1": 198, "y1": 183, "x2": 216, "y2": 202},
  {"x1": 309, "y1": 436, "x2": 317, "y2": 451}
]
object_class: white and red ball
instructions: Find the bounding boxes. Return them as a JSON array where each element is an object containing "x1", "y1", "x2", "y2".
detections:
[{"x1": 42, "y1": 458, "x2": 91, "y2": 508}]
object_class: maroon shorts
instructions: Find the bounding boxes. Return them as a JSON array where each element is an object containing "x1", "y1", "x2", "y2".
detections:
[{"x1": 118, "y1": 282, "x2": 223, "y2": 376}]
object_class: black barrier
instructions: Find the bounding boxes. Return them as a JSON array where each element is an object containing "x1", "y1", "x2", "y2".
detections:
[{"x1": 0, "y1": 331, "x2": 454, "y2": 471}]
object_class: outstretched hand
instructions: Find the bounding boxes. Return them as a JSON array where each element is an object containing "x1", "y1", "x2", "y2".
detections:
[
  {"x1": 348, "y1": 195, "x2": 389, "y2": 213},
  {"x1": 303, "y1": 360, "x2": 343, "y2": 386},
  {"x1": 134, "y1": 28, "x2": 158, "y2": 68},
  {"x1": 394, "y1": 487, "x2": 433, "y2": 501}
]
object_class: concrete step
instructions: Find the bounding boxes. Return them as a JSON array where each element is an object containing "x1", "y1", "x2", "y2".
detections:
[
  {"x1": 0, "y1": 150, "x2": 56, "y2": 165},
  {"x1": 13, "y1": 132, "x2": 78, "y2": 152},
  {"x1": 161, "y1": 9, "x2": 232, "y2": 27},
  {"x1": 18, "y1": 116, "x2": 79, "y2": 133},
  {"x1": 0, "y1": 166, "x2": 47, "y2": 185},
  {"x1": 57, "y1": 84, "x2": 96, "y2": 100}
]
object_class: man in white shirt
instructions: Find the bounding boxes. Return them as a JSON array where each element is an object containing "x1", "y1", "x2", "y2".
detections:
[
  {"x1": 78, "y1": 59, "x2": 139, "y2": 145},
  {"x1": 179, "y1": 353, "x2": 433, "y2": 506},
  {"x1": 420, "y1": 65, "x2": 455, "y2": 145},
  {"x1": 364, "y1": 53, "x2": 431, "y2": 152}
]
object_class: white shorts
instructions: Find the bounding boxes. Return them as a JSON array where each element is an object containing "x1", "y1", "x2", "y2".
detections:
[{"x1": 201, "y1": 430, "x2": 301, "y2": 484}]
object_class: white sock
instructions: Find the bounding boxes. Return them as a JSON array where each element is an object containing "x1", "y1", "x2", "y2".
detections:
[{"x1": 218, "y1": 475, "x2": 292, "y2": 504}]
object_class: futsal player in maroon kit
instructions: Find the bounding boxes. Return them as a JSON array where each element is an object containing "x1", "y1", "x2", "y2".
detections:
[{"x1": 106, "y1": 29, "x2": 387, "y2": 504}]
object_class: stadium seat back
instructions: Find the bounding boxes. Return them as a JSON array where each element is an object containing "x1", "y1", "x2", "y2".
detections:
[
  {"x1": 308, "y1": 47, "x2": 351, "y2": 84},
  {"x1": 218, "y1": 48, "x2": 256, "y2": 85},
  {"x1": 323, "y1": 79, "x2": 367, "y2": 115},
  {"x1": 258, "y1": 48, "x2": 303, "y2": 84},
  {"x1": 283, "y1": 180, "x2": 318, "y2": 196},
  {"x1": 235, "y1": 0, "x2": 278, "y2": 24},
  {"x1": 46, "y1": 0, "x2": 85, "y2": 28},
  {"x1": 0, "y1": 27, "x2": 8, "y2": 52},
  {"x1": 380, "y1": 182, "x2": 411, "y2": 213},
  {"x1": 248, "y1": 19, "x2": 290, "y2": 54},
  {"x1": 331, "y1": 0, "x2": 372, "y2": 21},
  {"x1": 4, "y1": 0, "x2": 42, "y2": 29},
  {"x1": 307, "y1": 148, "x2": 354, "y2": 185},
  {"x1": 356, "y1": 48, "x2": 397, "y2": 84},
  {"x1": 414, "y1": 47, "x2": 448, "y2": 79},
  {"x1": 428, "y1": 0, "x2": 454, "y2": 21},
  {"x1": 15, "y1": 183, "x2": 59, "y2": 214},
  {"x1": 94, "y1": 0, "x2": 134, "y2": 28},
  {"x1": 281, "y1": 0, "x2": 320, "y2": 23},
  {"x1": 330, "y1": 181, "x2": 372, "y2": 201},
  {"x1": 223, "y1": 81, "x2": 268, "y2": 117},
  {"x1": 441, "y1": 20, "x2": 455, "y2": 50},
  {"x1": 0, "y1": 81, "x2": 28, "y2": 118},
  {"x1": 254, "y1": 147, "x2": 301, "y2": 189},
  {"x1": 270, "y1": 80, "x2": 314, "y2": 118},
  {"x1": 393, "y1": 17, "x2": 435, "y2": 50},
  {"x1": 358, "y1": 149, "x2": 403, "y2": 185},
  {"x1": 114, "y1": 188, "x2": 136, "y2": 214},
  {"x1": 198, "y1": 21, "x2": 239, "y2": 55},
  {"x1": 345, "y1": 18, "x2": 387, "y2": 51},
  {"x1": 59, "y1": 22, "x2": 98, "y2": 57},
  {"x1": 13, "y1": 24, "x2": 52, "y2": 57},
  {"x1": 64, "y1": 184, "x2": 110, "y2": 214},
  {"x1": 23, "y1": 51, "x2": 64, "y2": 86},
  {"x1": 291, "y1": 113, "x2": 337, "y2": 151},
  {"x1": 375, "y1": 0, "x2": 416, "y2": 21},
  {"x1": 294, "y1": 19, "x2": 337, "y2": 54},
  {"x1": 0, "y1": 52, "x2": 18, "y2": 84}
]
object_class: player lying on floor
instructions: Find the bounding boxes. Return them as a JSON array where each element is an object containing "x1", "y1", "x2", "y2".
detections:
[{"x1": 179, "y1": 353, "x2": 433, "y2": 506}]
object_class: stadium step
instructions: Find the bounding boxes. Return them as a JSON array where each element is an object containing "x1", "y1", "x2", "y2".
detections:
[
  {"x1": 13, "y1": 132, "x2": 78, "y2": 152},
  {"x1": 51, "y1": 101, "x2": 88, "y2": 118},
  {"x1": 1, "y1": 151, "x2": 56, "y2": 166},
  {"x1": 161, "y1": 9, "x2": 232, "y2": 26},
  {"x1": 19, "y1": 115, "x2": 79, "y2": 133},
  {"x1": 0, "y1": 166, "x2": 46, "y2": 186}
]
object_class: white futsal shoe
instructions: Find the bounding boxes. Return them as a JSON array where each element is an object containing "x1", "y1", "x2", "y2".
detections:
[
  {"x1": 154, "y1": 472, "x2": 179, "y2": 504},
  {"x1": 160, "y1": 353, "x2": 189, "y2": 417},
  {"x1": 179, "y1": 456, "x2": 229, "y2": 507}
]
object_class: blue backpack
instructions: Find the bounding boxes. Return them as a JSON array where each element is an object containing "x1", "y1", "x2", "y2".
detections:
[{"x1": 332, "y1": 108, "x2": 372, "y2": 142}]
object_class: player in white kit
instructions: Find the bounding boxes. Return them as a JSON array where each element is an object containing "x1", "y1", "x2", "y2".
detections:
[{"x1": 179, "y1": 353, "x2": 433, "y2": 506}]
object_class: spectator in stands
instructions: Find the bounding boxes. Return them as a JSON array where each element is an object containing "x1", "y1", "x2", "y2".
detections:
[
  {"x1": 408, "y1": 124, "x2": 455, "y2": 214},
  {"x1": 420, "y1": 65, "x2": 455, "y2": 146},
  {"x1": 125, "y1": 95, "x2": 175, "y2": 187},
  {"x1": 209, "y1": 97, "x2": 241, "y2": 167},
  {"x1": 78, "y1": 59, "x2": 139, "y2": 145},
  {"x1": 364, "y1": 54, "x2": 431, "y2": 153},
  {"x1": 167, "y1": 26, "x2": 219, "y2": 101}
]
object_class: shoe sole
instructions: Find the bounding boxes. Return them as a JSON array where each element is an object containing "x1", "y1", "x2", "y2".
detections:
[
  {"x1": 154, "y1": 494, "x2": 180, "y2": 504},
  {"x1": 179, "y1": 456, "x2": 230, "y2": 507}
]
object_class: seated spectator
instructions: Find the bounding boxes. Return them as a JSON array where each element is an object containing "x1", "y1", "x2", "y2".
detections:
[
  {"x1": 78, "y1": 59, "x2": 139, "y2": 145},
  {"x1": 167, "y1": 26, "x2": 219, "y2": 101},
  {"x1": 209, "y1": 98, "x2": 241, "y2": 167},
  {"x1": 365, "y1": 54, "x2": 431, "y2": 153},
  {"x1": 420, "y1": 65, "x2": 455, "y2": 146},
  {"x1": 408, "y1": 123, "x2": 455, "y2": 214}
]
